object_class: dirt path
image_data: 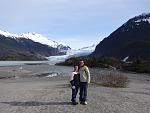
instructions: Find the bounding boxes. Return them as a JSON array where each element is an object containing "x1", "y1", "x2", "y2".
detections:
[{"x1": 0, "y1": 76, "x2": 150, "y2": 113}]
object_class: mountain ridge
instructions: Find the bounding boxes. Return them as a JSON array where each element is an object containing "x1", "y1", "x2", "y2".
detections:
[
  {"x1": 0, "y1": 34, "x2": 58, "y2": 60},
  {"x1": 0, "y1": 30, "x2": 70, "y2": 60},
  {"x1": 0, "y1": 30, "x2": 70, "y2": 50},
  {"x1": 92, "y1": 13, "x2": 150, "y2": 60}
]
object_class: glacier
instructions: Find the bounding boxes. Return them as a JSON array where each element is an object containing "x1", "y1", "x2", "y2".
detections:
[{"x1": 47, "y1": 44, "x2": 96, "y2": 63}]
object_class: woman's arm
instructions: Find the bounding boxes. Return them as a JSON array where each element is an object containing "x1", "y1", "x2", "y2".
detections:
[{"x1": 70, "y1": 72, "x2": 75, "y2": 86}]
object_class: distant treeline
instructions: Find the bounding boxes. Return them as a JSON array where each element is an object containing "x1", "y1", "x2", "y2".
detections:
[{"x1": 56, "y1": 56, "x2": 150, "y2": 73}]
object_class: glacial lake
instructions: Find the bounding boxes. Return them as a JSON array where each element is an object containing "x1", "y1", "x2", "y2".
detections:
[{"x1": 0, "y1": 61, "x2": 55, "y2": 67}]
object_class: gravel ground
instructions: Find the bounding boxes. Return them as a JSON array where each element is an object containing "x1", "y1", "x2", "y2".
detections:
[{"x1": 0, "y1": 64, "x2": 150, "y2": 113}]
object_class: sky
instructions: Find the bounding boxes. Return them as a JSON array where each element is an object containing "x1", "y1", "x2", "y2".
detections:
[{"x1": 0, "y1": 0, "x2": 150, "y2": 49}]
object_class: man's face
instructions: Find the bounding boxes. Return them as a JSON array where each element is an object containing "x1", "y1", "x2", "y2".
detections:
[{"x1": 80, "y1": 61, "x2": 84, "y2": 67}]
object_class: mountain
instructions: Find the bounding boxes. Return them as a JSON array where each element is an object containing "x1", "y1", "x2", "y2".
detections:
[
  {"x1": 20, "y1": 32, "x2": 71, "y2": 53},
  {"x1": 0, "y1": 31, "x2": 71, "y2": 53},
  {"x1": 93, "y1": 13, "x2": 150, "y2": 60},
  {"x1": 0, "y1": 30, "x2": 70, "y2": 60},
  {"x1": 0, "y1": 35, "x2": 57, "y2": 60}
]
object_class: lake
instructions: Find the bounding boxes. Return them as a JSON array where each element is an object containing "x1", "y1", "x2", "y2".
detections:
[{"x1": 0, "y1": 61, "x2": 56, "y2": 67}]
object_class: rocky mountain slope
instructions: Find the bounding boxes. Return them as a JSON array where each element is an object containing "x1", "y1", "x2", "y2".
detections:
[
  {"x1": 0, "y1": 31, "x2": 70, "y2": 60},
  {"x1": 93, "y1": 13, "x2": 150, "y2": 60}
]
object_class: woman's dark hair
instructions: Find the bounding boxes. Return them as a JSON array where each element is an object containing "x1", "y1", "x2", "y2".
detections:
[{"x1": 73, "y1": 65, "x2": 79, "y2": 72}]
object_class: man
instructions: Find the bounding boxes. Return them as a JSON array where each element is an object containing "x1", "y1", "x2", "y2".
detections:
[{"x1": 79, "y1": 60, "x2": 90, "y2": 105}]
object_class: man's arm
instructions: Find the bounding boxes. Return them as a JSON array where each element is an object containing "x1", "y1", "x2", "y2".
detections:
[{"x1": 85, "y1": 67, "x2": 90, "y2": 84}]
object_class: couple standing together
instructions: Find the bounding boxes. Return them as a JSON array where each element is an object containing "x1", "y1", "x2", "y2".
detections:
[{"x1": 70, "y1": 60, "x2": 90, "y2": 105}]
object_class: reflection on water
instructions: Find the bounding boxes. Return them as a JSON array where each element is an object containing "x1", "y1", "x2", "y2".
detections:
[
  {"x1": 0, "y1": 61, "x2": 73, "y2": 78},
  {"x1": 0, "y1": 61, "x2": 55, "y2": 67},
  {"x1": 0, "y1": 61, "x2": 104, "y2": 79}
]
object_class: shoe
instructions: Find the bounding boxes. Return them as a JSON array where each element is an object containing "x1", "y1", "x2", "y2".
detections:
[
  {"x1": 82, "y1": 101, "x2": 87, "y2": 105},
  {"x1": 72, "y1": 101, "x2": 78, "y2": 105},
  {"x1": 80, "y1": 101, "x2": 83, "y2": 104}
]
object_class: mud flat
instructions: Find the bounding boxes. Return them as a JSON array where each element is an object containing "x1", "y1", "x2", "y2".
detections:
[{"x1": 0, "y1": 64, "x2": 150, "y2": 113}]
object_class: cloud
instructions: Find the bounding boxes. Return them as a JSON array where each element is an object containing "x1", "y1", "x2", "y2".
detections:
[
  {"x1": 48, "y1": 34, "x2": 106, "y2": 49},
  {"x1": 0, "y1": 0, "x2": 149, "y2": 30},
  {"x1": 0, "y1": 0, "x2": 150, "y2": 48}
]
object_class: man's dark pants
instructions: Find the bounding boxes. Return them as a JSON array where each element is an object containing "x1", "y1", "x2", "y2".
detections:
[{"x1": 79, "y1": 82, "x2": 88, "y2": 102}]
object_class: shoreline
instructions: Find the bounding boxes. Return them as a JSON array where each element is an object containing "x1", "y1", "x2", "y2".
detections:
[{"x1": 0, "y1": 64, "x2": 150, "y2": 113}]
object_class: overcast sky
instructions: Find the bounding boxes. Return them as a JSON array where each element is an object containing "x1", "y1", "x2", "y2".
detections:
[{"x1": 0, "y1": 0, "x2": 150, "y2": 49}]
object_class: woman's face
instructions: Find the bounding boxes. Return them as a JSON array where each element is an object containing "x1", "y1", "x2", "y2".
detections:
[{"x1": 74, "y1": 66, "x2": 79, "y2": 72}]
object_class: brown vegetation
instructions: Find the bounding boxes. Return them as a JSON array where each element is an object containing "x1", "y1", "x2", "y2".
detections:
[{"x1": 91, "y1": 71, "x2": 129, "y2": 88}]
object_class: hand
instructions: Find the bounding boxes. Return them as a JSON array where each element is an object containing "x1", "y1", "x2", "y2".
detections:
[{"x1": 72, "y1": 86, "x2": 76, "y2": 89}]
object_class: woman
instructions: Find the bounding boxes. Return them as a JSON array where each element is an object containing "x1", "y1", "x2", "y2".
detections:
[{"x1": 70, "y1": 65, "x2": 80, "y2": 105}]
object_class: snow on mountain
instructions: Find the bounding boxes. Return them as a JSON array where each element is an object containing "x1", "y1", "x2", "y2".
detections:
[
  {"x1": 122, "y1": 13, "x2": 150, "y2": 27},
  {"x1": 133, "y1": 13, "x2": 150, "y2": 23},
  {"x1": 121, "y1": 13, "x2": 150, "y2": 32},
  {"x1": 0, "y1": 30, "x2": 19, "y2": 38},
  {"x1": 19, "y1": 33, "x2": 59, "y2": 48},
  {"x1": 0, "y1": 30, "x2": 69, "y2": 49},
  {"x1": 134, "y1": 18, "x2": 150, "y2": 23}
]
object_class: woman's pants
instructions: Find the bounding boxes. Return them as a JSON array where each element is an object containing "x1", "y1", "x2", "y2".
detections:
[{"x1": 71, "y1": 86, "x2": 79, "y2": 102}]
